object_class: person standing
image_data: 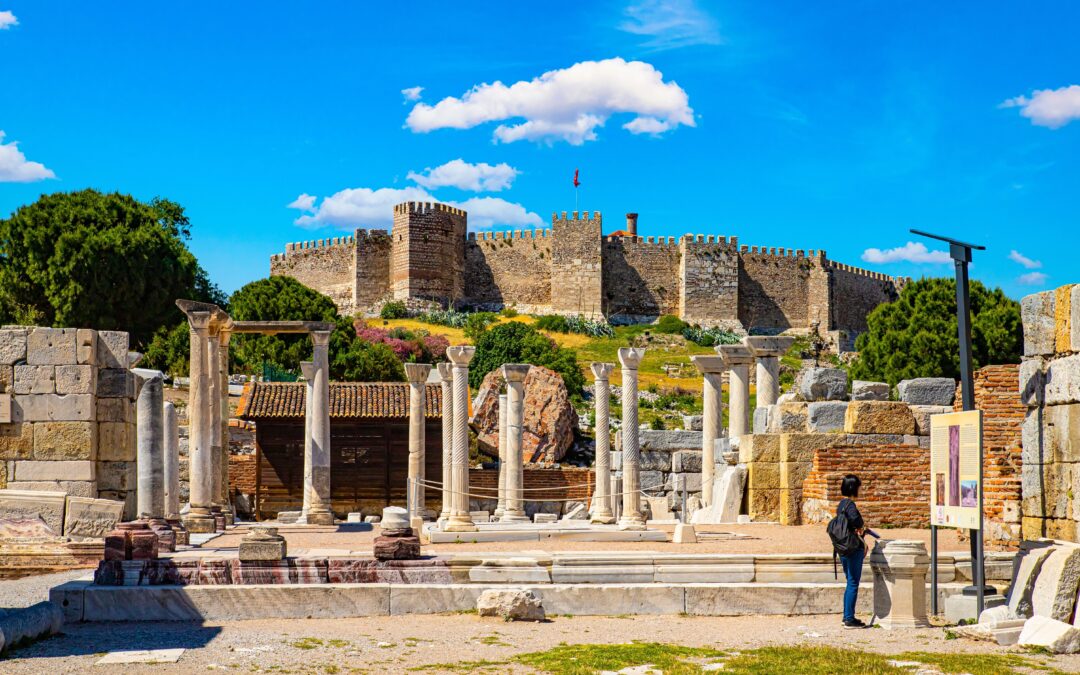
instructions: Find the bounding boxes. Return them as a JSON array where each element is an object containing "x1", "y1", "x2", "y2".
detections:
[{"x1": 829, "y1": 474, "x2": 868, "y2": 628}]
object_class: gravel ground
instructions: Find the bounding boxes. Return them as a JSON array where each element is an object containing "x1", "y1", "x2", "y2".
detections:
[
  {"x1": 0, "y1": 570, "x2": 89, "y2": 612},
  {"x1": 204, "y1": 522, "x2": 966, "y2": 556},
  {"x1": 3, "y1": 613, "x2": 1078, "y2": 674}
]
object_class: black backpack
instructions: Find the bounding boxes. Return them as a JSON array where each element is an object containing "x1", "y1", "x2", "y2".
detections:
[{"x1": 827, "y1": 498, "x2": 863, "y2": 578}]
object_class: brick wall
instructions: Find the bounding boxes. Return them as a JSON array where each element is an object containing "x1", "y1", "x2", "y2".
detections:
[
  {"x1": 602, "y1": 237, "x2": 681, "y2": 321},
  {"x1": 464, "y1": 230, "x2": 552, "y2": 311}
]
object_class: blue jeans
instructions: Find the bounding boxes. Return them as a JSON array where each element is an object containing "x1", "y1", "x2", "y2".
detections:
[{"x1": 840, "y1": 548, "x2": 864, "y2": 622}]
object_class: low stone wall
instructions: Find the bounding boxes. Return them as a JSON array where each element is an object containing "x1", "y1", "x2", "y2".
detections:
[
  {"x1": 615, "y1": 429, "x2": 707, "y2": 514},
  {"x1": 469, "y1": 466, "x2": 594, "y2": 517}
]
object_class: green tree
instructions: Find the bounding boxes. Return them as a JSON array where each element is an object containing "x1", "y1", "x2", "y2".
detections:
[
  {"x1": 849, "y1": 277, "x2": 1022, "y2": 386},
  {"x1": 142, "y1": 322, "x2": 191, "y2": 378},
  {"x1": 469, "y1": 321, "x2": 585, "y2": 396},
  {"x1": 0, "y1": 189, "x2": 222, "y2": 347}
]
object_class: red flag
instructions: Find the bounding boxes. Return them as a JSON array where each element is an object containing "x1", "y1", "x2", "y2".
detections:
[{"x1": 573, "y1": 169, "x2": 580, "y2": 188}]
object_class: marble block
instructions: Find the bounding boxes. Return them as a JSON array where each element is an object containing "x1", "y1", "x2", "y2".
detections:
[
  {"x1": 238, "y1": 526, "x2": 287, "y2": 562},
  {"x1": 327, "y1": 557, "x2": 452, "y2": 584},
  {"x1": 0, "y1": 489, "x2": 66, "y2": 535},
  {"x1": 104, "y1": 521, "x2": 159, "y2": 561},
  {"x1": 64, "y1": 496, "x2": 124, "y2": 540},
  {"x1": 230, "y1": 559, "x2": 329, "y2": 585}
]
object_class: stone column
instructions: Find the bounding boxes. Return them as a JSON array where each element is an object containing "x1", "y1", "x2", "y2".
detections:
[
  {"x1": 745, "y1": 336, "x2": 796, "y2": 408},
  {"x1": 494, "y1": 393, "x2": 508, "y2": 520},
  {"x1": 590, "y1": 362, "x2": 616, "y2": 524},
  {"x1": 206, "y1": 325, "x2": 222, "y2": 524},
  {"x1": 691, "y1": 355, "x2": 726, "y2": 507},
  {"x1": 135, "y1": 369, "x2": 174, "y2": 550},
  {"x1": 404, "y1": 363, "x2": 432, "y2": 519},
  {"x1": 163, "y1": 401, "x2": 180, "y2": 519},
  {"x1": 445, "y1": 346, "x2": 477, "y2": 532},
  {"x1": 500, "y1": 364, "x2": 531, "y2": 523},
  {"x1": 219, "y1": 329, "x2": 234, "y2": 524},
  {"x1": 182, "y1": 311, "x2": 215, "y2": 533},
  {"x1": 305, "y1": 331, "x2": 334, "y2": 525},
  {"x1": 870, "y1": 540, "x2": 932, "y2": 629},
  {"x1": 618, "y1": 348, "x2": 647, "y2": 530},
  {"x1": 436, "y1": 363, "x2": 454, "y2": 523},
  {"x1": 718, "y1": 344, "x2": 753, "y2": 439},
  {"x1": 299, "y1": 361, "x2": 315, "y2": 521}
]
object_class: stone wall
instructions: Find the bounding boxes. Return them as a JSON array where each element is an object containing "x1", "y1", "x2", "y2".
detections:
[
  {"x1": 270, "y1": 236, "x2": 357, "y2": 313},
  {"x1": 827, "y1": 262, "x2": 903, "y2": 336},
  {"x1": 615, "y1": 428, "x2": 706, "y2": 515},
  {"x1": 679, "y1": 237, "x2": 740, "y2": 329},
  {"x1": 464, "y1": 229, "x2": 552, "y2": 312},
  {"x1": 737, "y1": 249, "x2": 814, "y2": 332},
  {"x1": 602, "y1": 236, "x2": 681, "y2": 321},
  {"x1": 550, "y1": 211, "x2": 604, "y2": 317},
  {"x1": 390, "y1": 202, "x2": 467, "y2": 304},
  {"x1": 469, "y1": 466, "x2": 594, "y2": 517},
  {"x1": 353, "y1": 229, "x2": 393, "y2": 313},
  {"x1": 0, "y1": 327, "x2": 137, "y2": 517}
]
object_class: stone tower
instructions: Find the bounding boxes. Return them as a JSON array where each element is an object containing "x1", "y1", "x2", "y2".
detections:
[
  {"x1": 390, "y1": 202, "x2": 467, "y2": 305},
  {"x1": 550, "y1": 211, "x2": 603, "y2": 318}
]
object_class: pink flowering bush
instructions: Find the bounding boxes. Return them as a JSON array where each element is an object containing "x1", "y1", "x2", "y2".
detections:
[{"x1": 354, "y1": 320, "x2": 448, "y2": 364}]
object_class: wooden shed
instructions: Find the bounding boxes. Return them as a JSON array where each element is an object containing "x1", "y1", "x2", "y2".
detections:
[{"x1": 236, "y1": 381, "x2": 443, "y2": 519}]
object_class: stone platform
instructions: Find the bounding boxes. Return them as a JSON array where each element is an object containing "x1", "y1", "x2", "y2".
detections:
[{"x1": 424, "y1": 521, "x2": 669, "y2": 544}]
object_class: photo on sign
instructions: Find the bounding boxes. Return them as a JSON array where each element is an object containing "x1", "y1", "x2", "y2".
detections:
[
  {"x1": 948, "y1": 425, "x2": 960, "y2": 507},
  {"x1": 961, "y1": 480, "x2": 978, "y2": 508},
  {"x1": 935, "y1": 473, "x2": 945, "y2": 506}
]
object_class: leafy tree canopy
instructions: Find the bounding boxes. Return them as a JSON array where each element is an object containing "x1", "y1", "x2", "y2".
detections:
[
  {"x1": 469, "y1": 321, "x2": 585, "y2": 396},
  {"x1": 0, "y1": 189, "x2": 224, "y2": 347},
  {"x1": 849, "y1": 277, "x2": 1022, "y2": 386}
]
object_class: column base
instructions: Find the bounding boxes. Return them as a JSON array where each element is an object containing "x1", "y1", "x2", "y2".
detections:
[
  {"x1": 444, "y1": 515, "x2": 477, "y2": 532},
  {"x1": 499, "y1": 513, "x2": 530, "y2": 523},
  {"x1": 618, "y1": 516, "x2": 647, "y2": 531},
  {"x1": 183, "y1": 514, "x2": 217, "y2": 534},
  {"x1": 591, "y1": 513, "x2": 616, "y2": 525},
  {"x1": 301, "y1": 511, "x2": 335, "y2": 526}
]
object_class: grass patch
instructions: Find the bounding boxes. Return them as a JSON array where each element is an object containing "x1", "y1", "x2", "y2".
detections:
[
  {"x1": 513, "y1": 641, "x2": 725, "y2": 675},
  {"x1": 477, "y1": 634, "x2": 511, "y2": 647},
  {"x1": 410, "y1": 659, "x2": 507, "y2": 672},
  {"x1": 290, "y1": 637, "x2": 323, "y2": 650},
  {"x1": 720, "y1": 646, "x2": 904, "y2": 674},
  {"x1": 896, "y1": 651, "x2": 1060, "y2": 674}
]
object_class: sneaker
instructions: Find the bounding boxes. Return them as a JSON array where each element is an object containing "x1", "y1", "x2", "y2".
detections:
[{"x1": 842, "y1": 618, "x2": 866, "y2": 629}]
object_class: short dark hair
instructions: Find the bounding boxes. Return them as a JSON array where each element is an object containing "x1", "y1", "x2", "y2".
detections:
[{"x1": 841, "y1": 474, "x2": 861, "y2": 498}]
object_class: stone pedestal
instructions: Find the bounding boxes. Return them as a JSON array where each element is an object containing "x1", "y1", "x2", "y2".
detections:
[
  {"x1": 239, "y1": 526, "x2": 287, "y2": 561},
  {"x1": 590, "y1": 363, "x2": 616, "y2": 524},
  {"x1": 166, "y1": 517, "x2": 189, "y2": 546},
  {"x1": 870, "y1": 539, "x2": 932, "y2": 629},
  {"x1": 618, "y1": 348, "x2": 647, "y2": 531},
  {"x1": 374, "y1": 506, "x2": 420, "y2": 560},
  {"x1": 104, "y1": 521, "x2": 159, "y2": 562},
  {"x1": 500, "y1": 364, "x2": 531, "y2": 523},
  {"x1": 181, "y1": 311, "x2": 216, "y2": 534},
  {"x1": 718, "y1": 344, "x2": 753, "y2": 439},
  {"x1": 404, "y1": 363, "x2": 433, "y2": 519},
  {"x1": 445, "y1": 346, "x2": 477, "y2": 532},
  {"x1": 691, "y1": 355, "x2": 725, "y2": 506},
  {"x1": 437, "y1": 363, "x2": 454, "y2": 524}
]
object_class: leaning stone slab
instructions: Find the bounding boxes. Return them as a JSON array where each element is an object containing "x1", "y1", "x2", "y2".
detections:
[
  {"x1": 843, "y1": 401, "x2": 916, "y2": 435},
  {"x1": 0, "y1": 489, "x2": 67, "y2": 534},
  {"x1": 897, "y1": 378, "x2": 956, "y2": 406},
  {"x1": 1023, "y1": 290, "x2": 1057, "y2": 357},
  {"x1": 797, "y1": 368, "x2": 847, "y2": 402},
  {"x1": 1031, "y1": 544, "x2": 1080, "y2": 622},
  {"x1": 806, "y1": 401, "x2": 848, "y2": 433},
  {"x1": 1020, "y1": 615, "x2": 1080, "y2": 654},
  {"x1": 1009, "y1": 543, "x2": 1056, "y2": 618},
  {"x1": 0, "y1": 600, "x2": 64, "y2": 654},
  {"x1": 851, "y1": 380, "x2": 889, "y2": 401},
  {"x1": 64, "y1": 496, "x2": 124, "y2": 540}
]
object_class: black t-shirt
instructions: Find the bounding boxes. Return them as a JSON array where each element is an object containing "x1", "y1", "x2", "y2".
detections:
[{"x1": 838, "y1": 498, "x2": 864, "y2": 531}]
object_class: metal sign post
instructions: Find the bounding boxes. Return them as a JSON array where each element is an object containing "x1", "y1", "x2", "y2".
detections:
[{"x1": 911, "y1": 229, "x2": 990, "y2": 615}]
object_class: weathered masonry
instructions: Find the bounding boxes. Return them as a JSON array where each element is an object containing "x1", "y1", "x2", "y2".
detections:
[{"x1": 271, "y1": 203, "x2": 904, "y2": 342}]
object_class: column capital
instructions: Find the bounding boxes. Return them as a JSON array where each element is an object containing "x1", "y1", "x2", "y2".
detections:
[
  {"x1": 447, "y1": 345, "x2": 476, "y2": 365},
  {"x1": 617, "y1": 347, "x2": 646, "y2": 370},
  {"x1": 436, "y1": 362, "x2": 453, "y2": 381},
  {"x1": 405, "y1": 362, "x2": 433, "y2": 383},
  {"x1": 299, "y1": 361, "x2": 315, "y2": 382},
  {"x1": 219, "y1": 329, "x2": 233, "y2": 347},
  {"x1": 188, "y1": 310, "x2": 212, "y2": 335},
  {"x1": 743, "y1": 335, "x2": 796, "y2": 358},
  {"x1": 501, "y1": 363, "x2": 531, "y2": 382},
  {"x1": 690, "y1": 355, "x2": 726, "y2": 374},
  {"x1": 310, "y1": 330, "x2": 332, "y2": 347},
  {"x1": 717, "y1": 344, "x2": 753, "y2": 366},
  {"x1": 590, "y1": 362, "x2": 615, "y2": 381}
]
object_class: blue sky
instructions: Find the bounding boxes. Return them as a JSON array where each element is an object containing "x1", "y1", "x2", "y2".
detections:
[{"x1": 1, "y1": 2, "x2": 1077, "y2": 297}]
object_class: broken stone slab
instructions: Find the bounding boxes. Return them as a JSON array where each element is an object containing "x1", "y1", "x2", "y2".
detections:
[
  {"x1": 534, "y1": 513, "x2": 557, "y2": 524},
  {"x1": 63, "y1": 496, "x2": 124, "y2": 540},
  {"x1": 1009, "y1": 542, "x2": 1056, "y2": 618},
  {"x1": 671, "y1": 450, "x2": 702, "y2": 473},
  {"x1": 896, "y1": 378, "x2": 956, "y2": 406},
  {"x1": 1019, "y1": 615, "x2": 1080, "y2": 654},
  {"x1": 797, "y1": 368, "x2": 848, "y2": 402},
  {"x1": 681, "y1": 415, "x2": 703, "y2": 431},
  {"x1": 851, "y1": 380, "x2": 889, "y2": 401},
  {"x1": 806, "y1": 401, "x2": 848, "y2": 433},
  {"x1": 0, "y1": 489, "x2": 67, "y2": 535},
  {"x1": 561, "y1": 502, "x2": 588, "y2": 521},
  {"x1": 690, "y1": 466, "x2": 745, "y2": 525},
  {"x1": 476, "y1": 588, "x2": 545, "y2": 621},
  {"x1": 1031, "y1": 544, "x2": 1080, "y2": 622},
  {"x1": 238, "y1": 526, "x2": 287, "y2": 562},
  {"x1": 843, "y1": 401, "x2": 916, "y2": 435}
]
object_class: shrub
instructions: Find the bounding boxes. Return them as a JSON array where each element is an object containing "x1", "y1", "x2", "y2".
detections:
[
  {"x1": 463, "y1": 311, "x2": 499, "y2": 340},
  {"x1": 536, "y1": 314, "x2": 570, "y2": 333},
  {"x1": 469, "y1": 321, "x2": 585, "y2": 396},
  {"x1": 354, "y1": 320, "x2": 448, "y2": 364},
  {"x1": 500, "y1": 307, "x2": 519, "y2": 318},
  {"x1": 416, "y1": 308, "x2": 470, "y2": 328},
  {"x1": 654, "y1": 315, "x2": 688, "y2": 334},
  {"x1": 535, "y1": 313, "x2": 614, "y2": 338},
  {"x1": 682, "y1": 325, "x2": 742, "y2": 347},
  {"x1": 379, "y1": 300, "x2": 408, "y2": 320}
]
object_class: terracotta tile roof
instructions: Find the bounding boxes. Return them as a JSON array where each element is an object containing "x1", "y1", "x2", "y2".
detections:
[{"x1": 236, "y1": 381, "x2": 442, "y2": 420}]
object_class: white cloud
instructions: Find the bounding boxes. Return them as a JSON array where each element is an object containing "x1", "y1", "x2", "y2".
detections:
[
  {"x1": 0, "y1": 10, "x2": 17, "y2": 30},
  {"x1": 405, "y1": 58, "x2": 695, "y2": 145},
  {"x1": 861, "y1": 242, "x2": 951, "y2": 265},
  {"x1": 1001, "y1": 85, "x2": 1080, "y2": 129},
  {"x1": 1018, "y1": 271, "x2": 1049, "y2": 286},
  {"x1": 0, "y1": 131, "x2": 56, "y2": 182},
  {"x1": 1009, "y1": 250, "x2": 1042, "y2": 270},
  {"x1": 401, "y1": 86, "x2": 423, "y2": 102},
  {"x1": 288, "y1": 187, "x2": 541, "y2": 231},
  {"x1": 407, "y1": 159, "x2": 518, "y2": 192},
  {"x1": 619, "y1": 0, "x2": 722, "y2": 50},
  {"x1": 622, "y1": 116, "x2": 674, "y2": 135}
]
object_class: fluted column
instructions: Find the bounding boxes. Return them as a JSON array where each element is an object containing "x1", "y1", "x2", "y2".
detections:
[
  {"x1": 691, "y1": 355, "x2": 725, "y2": 506},
  {"x1": 182, "y1": 311, "x2": 215, "y2": 533},
  {"x1": 745, "y1": 336, "x2": 796, "y2": 409},
  {"x1": 299, "y1": 361, "x2": 315, "y2": 521},
  {"x1": 206, "y1": 324, "x2": 223, "y2": 531},
  {"x1": 404, "y1": 363, "x2": 432, "y2": 519},
  {"x1": 219, "y1": 329, "x2": 234, "y2": 523},
  {"x1": 437, "y1": 362, "x2": 454, "y2": 523},
  {"x1": 718, "y1": 344, "x2": 754, "y2": 439},
  {"x1": 618, "y1": 347, "x2": 646, "y2": 530},
  {"x1": 445, "y1": 346, "x2": 477, "y2": 532},
  {"x1": 305, "y1": 330, "x2": 334, "y2": 525},
  {"x1": 163, "y1": 401, "x2": 180, "y2": 519},
  {"x1": 590, "y1": 362, "x2": 616, "y2": 524},
  {"x1": 500, "y1": 364, "x2": 531, "y2": 522},
  {"x1": 494, "y1": 393, "x2": 508, "y2": 520}
]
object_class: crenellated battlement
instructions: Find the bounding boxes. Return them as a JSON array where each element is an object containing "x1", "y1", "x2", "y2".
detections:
[
  {"x1": 551, "y1": 210, "x2": 602, "y2": 224},
  {"x1": 827, "y1": 260, "x2": 900, "y2": 282},
  {"x1": 468, "y1": 228, "x2": 553, "y2": 242},
  {"x1": 393, "y1": 201, "x2": 467, "y2": 217}
]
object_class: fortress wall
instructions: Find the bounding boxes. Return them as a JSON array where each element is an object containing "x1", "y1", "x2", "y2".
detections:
[
  {"x1": 353, "y1": 229, "x2": 393, "y2": 313},
  {"x1": 270, "y1": 236, "x2": 357, "y2": 314},
  {"x1": 602, "y1": 236, "x2": 681, "y2": 319},
  {"x1": 464, "y1": 229, "x2": 553, "y2": 311},
  {"x1": 827, "y1": 262, "x2": 902, "y2": 335},
  {"x1": 678, "y1": 236, "x2": 740, "y2": 327},
  {"x1": 737, "y1": 247, "x2": 815, "y2": 332},
  {"x1": 550, "y1": 211, "x2": 603, "y2": 318},
  {"x1": 390, "y1": 202, "x2": 467, "y2": 304}
]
